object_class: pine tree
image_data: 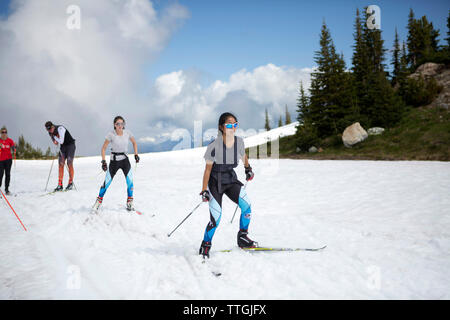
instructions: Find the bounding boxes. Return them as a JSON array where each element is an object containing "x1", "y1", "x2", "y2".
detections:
[
  {"x1": 278, "y1": 116, "x2": 282, "y2": 127},
  {"x1": 352, "y1": 8, "x2": 404, "y2": 128},
  {"x1": 397, "y1": 41, "x2": 410, "y2": 88},
  {"x1": 407, "y1": 8, "x2": 418, "y2": 67},
  {"x1": 285, "y1": 105, "x2": 292, "y2": 125},
  {"x1": 391, "y1": 28, "x2": 401, "y2": 87},
  {"x1": 295, "y1": 81, "x2": 319, "y2": 151},
  {"x1": 363, "y1": 9, "x2": 387, "y2": 74},
  {"x1": 264, "y1": 108, "x2": 271, "y2": 131},
  {"x1": 15, "y1": 135, "x2": 46, "y2": 159},
  {"x1": 296, "y1": 81, "x2": 309, "y2": 126},
  {"x1": 352, "y1": 8, "x2": 369, "y2": 125},
  {"x1": 309, "y1": 22, "x2": 357, "y2": 137},
  {"x1": 407, "y1": 9, "x2": 441, "y2": 68},
  {"x1": 447, "y1": 10, "x2": 450, "y2": 50}
]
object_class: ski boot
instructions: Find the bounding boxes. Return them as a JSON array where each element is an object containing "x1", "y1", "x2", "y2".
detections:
[
  {"x1": 5, "y1": 189, "x2": 11, "y2": 196},
  {"x1": 126, "y1": 197, "x2": 134, "y2": 211},
  {"x1": 92, "y1": 196, "x2": 103, "y2": 213},
  {"x1": 199, "y1": 240, "x2": 212, "y2": 259},
  {"x1": 65, "y1": 182, "x2": 74, "y2": 191},
  {"x1": 54, "y1": 184, "x2": 63, "y2": 192},
  {"x1": 237, "y1": 229, "x2": 258, "y2": 248}
]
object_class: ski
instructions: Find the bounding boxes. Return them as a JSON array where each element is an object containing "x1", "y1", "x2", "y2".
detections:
[
  {"x1": 122, "y1": 205, "x2": 151, "y2": 216},
  {"x1": 129, "y1": 208, "x2": 144, "y2": 216},
  {"x1": 0, "y1": 192, "x2": 16, "y2": 198},
  {"x1": 219, "y1": 245, "x2": 327, "y2": 253},
  {"x1": 39, "y1": 189, "x2": 72, "y2": 197}
]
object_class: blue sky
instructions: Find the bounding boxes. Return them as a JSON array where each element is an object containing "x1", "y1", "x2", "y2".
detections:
[
  {"x1": 1, "y1": 0, "x2": 448, "y2": 81},
  {"x1": 148, "y1": 0, "x2": 449, "y2": 81}
]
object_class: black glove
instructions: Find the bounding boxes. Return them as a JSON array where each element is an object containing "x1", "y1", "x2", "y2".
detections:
[
  {"x1": 245, "y1": 165, "x2": 254, "y2": 181},
  {"x1": 135, "y1": 154, "x2": 140, "y2": 163},
  {"x1": 101, "y1": 160, "x2": 108, "y2": 172},
  {"x1": 200, "y1": 190, "x2": 210, "y2": 202}
]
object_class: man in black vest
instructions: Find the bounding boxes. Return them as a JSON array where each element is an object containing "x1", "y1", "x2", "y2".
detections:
[{"x1": 45, "y1": 121, "x2": 76, "y2": 191}]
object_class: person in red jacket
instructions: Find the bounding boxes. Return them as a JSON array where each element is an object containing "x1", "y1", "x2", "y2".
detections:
[{"x1": 0, "y1": 126, "x2": 16, "y2": 195}]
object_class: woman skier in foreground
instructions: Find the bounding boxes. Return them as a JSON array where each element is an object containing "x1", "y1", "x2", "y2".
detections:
[
  {"x1": 92, "y1": 116, "x2": 140, "y2": 212},
  {"x1": 199, "y1": 112, "x2": 255, "y2": 258}
]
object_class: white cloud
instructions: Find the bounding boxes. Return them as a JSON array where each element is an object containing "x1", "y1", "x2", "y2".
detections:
[
  {"x1": 147, "y1": 64, "x2": 313, "y2": 143},
  {"x1": 0, "y1": 0, "x2": 189, "y2": 155},
  {"x1": 155, "y1": 71, "x2": 186, "y2": 102}
]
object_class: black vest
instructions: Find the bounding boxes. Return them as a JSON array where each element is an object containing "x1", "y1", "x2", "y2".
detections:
[
  {"x1": 210, "y1": 137, "x2": 243, "y2": 192},
  {"x1": 51, "y1": 125, "x2": 76, "y2": 146}
]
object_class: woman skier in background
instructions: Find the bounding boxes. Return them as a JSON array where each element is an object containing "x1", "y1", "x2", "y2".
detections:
[
  {"x1": 199, "y1": 112, "x2": 255, "y2": 258},
  {"x1": 92, "y1": 116, "x2": 140, "y2": 212},
  {"x1": 0, "y1": 126, "x2": 16, "y2": 195}
]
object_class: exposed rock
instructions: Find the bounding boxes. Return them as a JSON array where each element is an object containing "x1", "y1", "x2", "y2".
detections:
[
  {"x1": 342, "y1": 122, "x2": 368, "y2": 148},
  {"x1": 409, "y1": 63, "x2": 449, "y2": 110},
  {"x1": 368, "y1": 127, "x2": 385, "y2": 135},
  {"x1": 308, "y1": 146, "x2": 318, "y2": 153},
  {"x1": 408, "y1": 62, "x2": 445, "y2": 80}
]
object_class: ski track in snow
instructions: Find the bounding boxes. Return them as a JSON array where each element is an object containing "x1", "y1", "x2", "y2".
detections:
[{"x1": 1, "y1": 143, "x2": 450, "y2": 299}]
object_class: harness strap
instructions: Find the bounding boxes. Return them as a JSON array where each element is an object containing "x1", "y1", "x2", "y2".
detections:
[{"x1": 111, "y1": 152, "x2": 127, "y2": 162}]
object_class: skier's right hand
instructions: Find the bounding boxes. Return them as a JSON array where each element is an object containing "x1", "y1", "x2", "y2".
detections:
[
  {"x1": 200, "y1": 190, "x2": 210, "y2": 202},
  {"x1": 101, "y1": 160, "x2": 108, "y2": 172},
  {"x1": 245, "y1": 165, "x2": 254, "y2": 181}
]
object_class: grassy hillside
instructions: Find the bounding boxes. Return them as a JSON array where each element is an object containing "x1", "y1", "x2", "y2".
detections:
[{"x1": 249, "y1": 105, "x2": 450, "y2": 161}]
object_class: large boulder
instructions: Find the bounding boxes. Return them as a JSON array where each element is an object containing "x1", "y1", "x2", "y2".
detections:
[{"x1": 342, "y1": 122, "x2": 368, "y2": 148}]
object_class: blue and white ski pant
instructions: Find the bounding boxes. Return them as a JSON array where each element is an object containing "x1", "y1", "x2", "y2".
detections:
[
  {"x1": 203, "y1": 180, "x2": 252, "y2": 243},
  {"x1": 98, "y1": 158, "x2": 133, "y2": 198}
]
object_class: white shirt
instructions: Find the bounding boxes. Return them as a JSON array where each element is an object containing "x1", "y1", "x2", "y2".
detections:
[
  {"x1": 105, "y1": 129, "x2": 134, "y2": 161},
  {"x1": 53, "y1": 126, "x2": 66, "y2": 145}
]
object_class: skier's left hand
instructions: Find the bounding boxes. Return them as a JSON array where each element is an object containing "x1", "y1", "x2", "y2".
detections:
[
  {"x1": 134, "y1": 154, "x2": 140, "y2": 163},
  {"x1": 245, "y1": 165, "x2": 254, "y2": 181}
]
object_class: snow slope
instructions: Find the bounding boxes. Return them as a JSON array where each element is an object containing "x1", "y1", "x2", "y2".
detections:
[
  {"x1": 1, "y1": 125, "x2": 450, "y2": 299},
  {"x1": 243, "y1": 121, "x2": 298, "y2": 148}
]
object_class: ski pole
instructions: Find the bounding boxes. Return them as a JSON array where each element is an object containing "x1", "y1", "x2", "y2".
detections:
[
  {"x1": 13, "y1": 149, "x2": 16, "y2": 193},
  {"x1": 167, "y1": 201, "x2": 203, "y2": 237},
  {"x1": 230, "y1": 181, "x2": 248, "y2": 224},
  {"x1": 45, "y1": 157, "x2": 55, "y2": 191},
  {"x1": 0, "y1": 189, "x2": 27, "y2": 231}
]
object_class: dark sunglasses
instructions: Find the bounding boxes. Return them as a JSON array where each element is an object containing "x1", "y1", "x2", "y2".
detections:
[{"x1": 1, "y1": 131, "x2": 7, "y2": 134}]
